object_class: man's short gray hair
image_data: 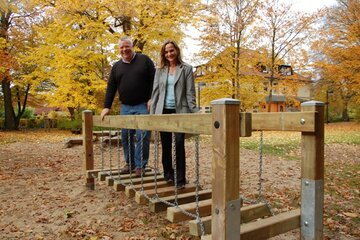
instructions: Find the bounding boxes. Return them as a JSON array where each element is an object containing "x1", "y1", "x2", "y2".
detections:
[{"x1": 120, "y1": 36, "x2": 133, "y2": 47}]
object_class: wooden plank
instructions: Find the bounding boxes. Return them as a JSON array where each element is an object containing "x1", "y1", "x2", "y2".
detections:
[
  {"x1": 82, "y1": 110, "x2": 94, "y2": 190},
  {"x1": 113, "y1": 175, "x2": 165, "y2": 192},
  {"x1": 211, "y1": 99, "x2": 241, "y2": 240},
  {"x1": 167, "y1": 199, "x2": 212, "y2": 223},
  {"x1": 92, "y1": 112, "x2": 316, "y2": 135},
  {"x1": 105, "y1": 169, "x2": 156, "y2": 185},
  {"x1": 149, "y1": 189, "x2": 212, "y2": 213},
  {"x1": 125, "y1": 181, "x2": 170, "y2": 198},
  {"x1": 135, "y1": 184, "x2": 197, "y2": 205},
  {"x1": 201, "y1": 209, "x2": 300, "y2": 240},
  {"x1": 241, "y1": 209, "x2": 300, "y2": 240},
  {"x1": 252, "y1": 112, "x2": 315, "y2": 132},
  {"x1": 189, "y1": 203, "x2": 271, "y2": 236},
  {"x1": 86, "y1": 169, "x2": 106, "y2": 178},
  {"x1": 240, "y1": 112, "x2": 252, "y2": 137},
  {"x1": 94, "y1": 114, "x2": 211, "y2": 135},
  {"x1": 99, "y1": 168, "x2": 153, "y2": 181},
  {"x1": 64, "y1": 137, "x2": 83, "y2": 148}
]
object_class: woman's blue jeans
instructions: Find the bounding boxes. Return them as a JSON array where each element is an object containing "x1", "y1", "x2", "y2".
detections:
[{"x1": 120, "y1": 103, "x2": 150, "y2": 169}]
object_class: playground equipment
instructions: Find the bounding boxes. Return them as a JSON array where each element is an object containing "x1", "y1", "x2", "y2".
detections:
[{"x1": 82, "y1": 99, "x2": 324, "y2": 240}]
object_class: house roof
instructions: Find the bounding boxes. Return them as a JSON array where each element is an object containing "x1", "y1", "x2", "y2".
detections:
[{"x1": 265, "y1": 95, "x2": 286, "y2": 102}]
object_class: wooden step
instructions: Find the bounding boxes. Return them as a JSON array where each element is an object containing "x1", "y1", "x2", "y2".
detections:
[
  {"x1": 125, "y1": 180, "x2": 170, "y2": 198},
  {"x1": 149, "y1": 189, "x2": 212, "y2": 213},
  {"x1": 106, "y1": 170, "x2": 158, "y2": 186},
  {"x1": 167, "y1": 199, "x2": 212, "y2": 223},
  {"x1": 201, "y1": 209, "x2": 300, "y2": 240},
  {"x1": 188, "y1": 203, "x2": 272, "y2": 236},
  {"x1": 113, "y1": 175, "x2": 164, "y2": 191},
  {"x1": 135, "y1": 183, "x2": 197, "y2": 205},
  {"x1": 98, "y1": 168, "x2": 153, "y2": 181}
]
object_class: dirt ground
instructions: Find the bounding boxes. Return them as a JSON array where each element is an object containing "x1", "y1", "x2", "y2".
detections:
[{"x1": 0, "y1": 129, "x2": 359, "y2": 240}]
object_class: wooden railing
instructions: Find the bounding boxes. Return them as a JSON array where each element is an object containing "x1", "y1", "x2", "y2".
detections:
[{"x1": 82, "y1": 98, "x2": 324, "y2": 240}]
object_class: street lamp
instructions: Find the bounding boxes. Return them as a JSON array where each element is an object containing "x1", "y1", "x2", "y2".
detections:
[
  {"x1": 326, "y1": 89, "x2": 334, "y2": 124},
  {"x1": 197, "y1": 82, "x2": 206, "y2": 111}
]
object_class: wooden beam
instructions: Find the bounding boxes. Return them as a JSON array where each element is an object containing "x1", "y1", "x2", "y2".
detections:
[
  {"x1": 125, "y1": 181, "x2": 170, "y2": 198},
  {"x1": 149, "y1": 189, "x2": 212, "y2": 213},
  {"x1": 135, "y1": 184, "x2": 197, "y2": 205},
  {"x1": 167, "y1": 199, "x2": 212, "y2": 223},
  {"x1": 188, "y1": 203, "x2": 272, "y2": 236},
  {"x1": 240, "y1": 209, "x2": 300, "y2": 240},
  {"x1": 113, "y1": 175, "x2": 164, "y2": 192},
  {"x1": 82, "y1": 110, "x2": 94, "y2": 190},
  {"x1": 300, "y1": 101, "x2": 325, "y2": 240},
  {"x1": 252, "y1": 112, "x2": 315, "y2": 132},
  {"x1": 211, "y1": 99, "x2": 241, "y2": 240},
  {"x1": 92, "y1": 112, "x2": 316, "y2": 135},
  {"x1": 104, "y1": 169, "x2": 155, "y2": 185},
  {"x1": 201, "y1": 209, "x2": 300, "y2": 240},
  {"x1": 98, "y1": 168, "x2": 153, "y2": 181}
]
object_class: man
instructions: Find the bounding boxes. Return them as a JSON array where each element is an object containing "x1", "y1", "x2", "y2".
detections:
[{"x1": 101, "y1": 36, "x2": 155, "y2": 177}]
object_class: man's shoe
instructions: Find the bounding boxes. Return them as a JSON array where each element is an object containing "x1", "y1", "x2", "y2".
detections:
[
  {"x1": 164, "y1": 176, "x2": 174, "y2": 184},
  {"x1": 120, "y1": 164, "x2": 134, "y2": 174},
  {"x1": 135, "y1": 168, "x2": 145, "y2": 177},
  {"x1": 176, "y1": 184, "x2": 185, "y2": 190}
]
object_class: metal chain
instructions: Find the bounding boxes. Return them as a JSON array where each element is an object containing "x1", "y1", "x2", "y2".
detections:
[
  {"x1": 100, "y1": 130, "x2": 104, "y2": 171},
  {"x1": 117, "y1": 129, "x2": 121, "y2": 181},
  {"x1": 257, "y1": 131, "x2": 274, "y2": 215},
  {"x1": 108, "y1": 129, "x2": 113, "y2": 178},
  {"x1": 128, "y1": 129, "x2": 134, "y2": 185},
  {"x1": 154, "y1": 131, "x2": 159, "y2": 197},
  {"x1": 140, "y1": 130, "x2": 144, "y2": 191},
  {"x1": 194, "y1": 134, "x2": 205, "y2": 236},
  {"x1": 172, "y1": 133, "x2": 178, "y2": 205}
]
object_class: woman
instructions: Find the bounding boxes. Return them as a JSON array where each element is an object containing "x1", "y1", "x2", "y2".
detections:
[{"x1": 150, "y1": 40, "x2": 198, "y2": 189}]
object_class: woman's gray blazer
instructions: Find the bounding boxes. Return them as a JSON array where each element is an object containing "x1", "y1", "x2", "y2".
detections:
[{"x1": 150, "y1": 63, "x2": 198, "y2": 114}]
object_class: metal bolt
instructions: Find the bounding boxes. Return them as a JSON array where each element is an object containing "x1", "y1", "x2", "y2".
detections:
[
  {"x1": 215, "y1": 208, "x2": 219, "y2": 214},
  {"x1": 230, "y1": 204, "x2": 235, "y2": 210},
  {"x1": 214, "y1": 121, "x2": 220, "y2": 129},
  {"x1": 305, "y1": 181, "x2": 309, "y2": 186},
  {"x1": 304, "y1": 221, "x2": 309, "y2": 226},
  {"x1": 300, "y1": 118, "x2": 306, "y2": 125}
]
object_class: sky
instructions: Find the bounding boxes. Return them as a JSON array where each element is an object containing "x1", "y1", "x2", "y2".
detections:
[{"x1": 182, "y1": 0, "x2": 337, "y2": 65}]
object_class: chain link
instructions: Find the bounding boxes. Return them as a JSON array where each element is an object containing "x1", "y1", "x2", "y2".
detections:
[
  {"x1": 100, "y1": 130, "x2": 104, "y2": 171},
  {"x1": 172, "y1": 133, "x2": 178, "y2": 205},
  {"x1": 194, "y1": 134, "x2": 205, "y2": 236},
  {"x1": 116, "y1": 129, "x2": 122, "y2": 181},
  {"x1": 108, "y1": 129, "x2": 113, "y2": 179},
  {"x1": 257, "y1": 131, "x2": 274, "y2": 215}
]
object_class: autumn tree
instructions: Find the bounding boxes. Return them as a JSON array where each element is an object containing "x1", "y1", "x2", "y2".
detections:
[
  {"x1": 312, "y1": 0, "x2": 360, "y2": 121},
  {"x1": 23, "y1": 0, "x2": 202, "y2": 118},
  {"x1": 0, "y1": 0, "x2": 42, "y2": 130},
  {"x1": 196, "y1": 0, "x2": 265, "y2": 111},
  {"x1": 255, "y1": 0, "x2": 318, "y2": 112}
]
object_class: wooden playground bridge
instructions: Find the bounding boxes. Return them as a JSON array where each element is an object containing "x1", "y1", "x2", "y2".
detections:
[{"x1": 82, "y1": 98, "x2": 325, "y2": 240}]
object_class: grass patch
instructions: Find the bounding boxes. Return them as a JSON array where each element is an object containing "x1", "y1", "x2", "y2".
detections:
[
  {"x1": 239, "y1": 122, "x2": 360, "y2": 159},
  {"x1": 325, "y1": 122, "x2": 360, "y2": 145}
]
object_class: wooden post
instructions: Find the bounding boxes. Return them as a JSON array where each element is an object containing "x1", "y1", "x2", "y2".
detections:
[
  {"x1": 211, "y1": 98, "x2": 241, "y2": 240},
  {"x1": 300, "y1": 101, "x2": 325, "y2": 240},
  {"x1": 82, "y1": 110, "x2": 94, "y2": 190}
]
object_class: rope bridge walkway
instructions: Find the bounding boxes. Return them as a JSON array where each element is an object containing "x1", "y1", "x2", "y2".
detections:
[{"x1": 82, "y1": 98, "x2": 325, "y2": 240}]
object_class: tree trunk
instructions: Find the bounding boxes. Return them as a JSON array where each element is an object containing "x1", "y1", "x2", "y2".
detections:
[
  {"x1": 1, "y1": 77, "x2": 17, "y2": 130},
  {"x1": 342, "y1": 102, "x2": 349, "y2": 122},
  {"x1": 68, "y1": 107, "x2": 75, "y2": 120}
]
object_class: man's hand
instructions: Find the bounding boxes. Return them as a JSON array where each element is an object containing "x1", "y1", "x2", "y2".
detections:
[
  {"x1": 101, "y1": 108, "x2": 110, "y2": 120},
  {"x1": 147, "y1": 99, "x2": 151, "y2": 113}
]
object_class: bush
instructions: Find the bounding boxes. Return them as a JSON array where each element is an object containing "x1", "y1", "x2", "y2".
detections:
[
  {"x1": 57, "y1": 118, "x2": 82, "y2": 131},
  {"x1": 21, "y1": 107, "x2": 35, "y2": 119}
]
